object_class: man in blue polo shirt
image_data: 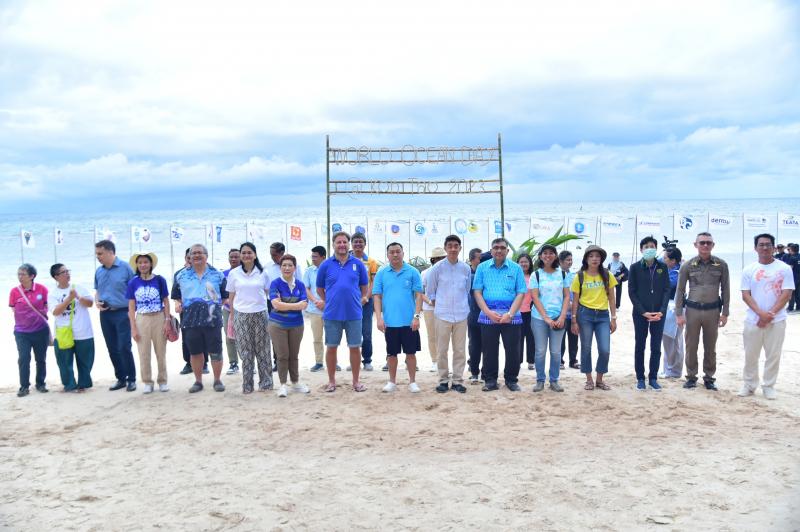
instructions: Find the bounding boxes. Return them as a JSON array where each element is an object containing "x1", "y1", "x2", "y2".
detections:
[
  {"x1": 373, "y1": 242, "x2": 423, "y2": 393},
  {"x1": 316, "y1": 231, "x2": 369, "y2": 392},
  {"x1": 472, "y1": 237, "x2": 527, "y2": 392},
  {"x1": 94, "y1": 239, "x2": 137, "y2": 391}
]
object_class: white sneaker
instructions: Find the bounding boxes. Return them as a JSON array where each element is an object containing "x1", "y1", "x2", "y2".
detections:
[
  {"x1": 737, "y1": 385, "x2": 754, "y2": 397},
  {"x1": 277, "y1": 384, "x2": 288, "y2": 398},
  {"x1": 382, "y1": 382, "x2": 397, "y2": 393},
  {"x1": 408, "y1": 382, "x2": 421, "y2": 393},
  {"x1": 428, "y1": 363, "x2": 437, "y2": 373},
  {"x1": 159, "y1": 384, "x2": 169, "y2": 392},
  {"x1": 142, "y1": 384, "x2": 154, "y2": 394},
  {"x1": 762, "y1": 386, "x2": 777, "y2": 400},
  {"x1": 292, "y1": 382, "x2": 310, "y2": 394}
]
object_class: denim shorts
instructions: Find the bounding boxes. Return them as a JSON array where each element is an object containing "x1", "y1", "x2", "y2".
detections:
[{"x1": 324, "y1": 319, "x2": 362, "y2": 347}]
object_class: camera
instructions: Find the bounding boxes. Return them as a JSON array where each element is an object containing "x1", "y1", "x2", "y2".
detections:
[{"x1": 662, "y1": 235, "x2": 678, "y2": 250}]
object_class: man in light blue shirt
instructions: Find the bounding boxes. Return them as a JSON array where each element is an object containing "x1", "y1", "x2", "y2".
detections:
[
  {"x1": 426, "y1": 235, "x2": 472, "y2": 394},
  {"x1": 303, "y1": 246, "x2": 327, "y2": 372},
  {"x1": 472, "y1": 237, "x2": 527, "y2": 392},
  {"x1": 373, "y1": 242, "x2": 423, "y2": 393},
  {"x1": 94, "y1": 239, "x2": 137, "y2": 391}
]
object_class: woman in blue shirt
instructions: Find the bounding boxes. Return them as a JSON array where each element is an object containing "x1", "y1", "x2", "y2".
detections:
[
  {"x1": 268, "y1": 254, "x2": 309, "y2": 398},
  {"x1": 529, "y1": 245, "x2": 570, "y2": 392}
]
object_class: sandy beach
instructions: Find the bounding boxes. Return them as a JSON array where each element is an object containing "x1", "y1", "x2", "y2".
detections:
[{"x1": 1, "y1": 296, "x2": 798, "y2": 531}]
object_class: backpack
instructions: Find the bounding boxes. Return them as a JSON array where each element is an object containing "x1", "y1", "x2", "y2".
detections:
[{"x1": 534, "y1": 269, "x2": 566, "y2": 285}]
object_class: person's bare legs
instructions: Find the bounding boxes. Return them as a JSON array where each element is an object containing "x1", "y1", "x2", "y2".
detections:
[
  {"x1": 325, "y1": 346, "x2": 338, "y2": 386},
  {"x1": 211, "y1": 359, "x2": 222, "y2": 383},
  {"x1": 388, "y1": 356, "x2": 399, "y2": 383},
  {"x1": 406, "y1": 354, "x2": 417, "y2": 383},
  {"x1": 191, "y1": 353, "x2": 205, "y2": 384},
  {"x1": 349, "y1": 347, "x2": 362, "y2": 387}
]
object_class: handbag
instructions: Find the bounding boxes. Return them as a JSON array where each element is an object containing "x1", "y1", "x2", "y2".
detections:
[
  {"x1": 165, "y1": 316, "x2": 181, "y2": 342},
  {"x1": 226, "y1": 311, "x2": 236, "y2": 340},
  {"x1": 55, "y1": 291, "x2": 75, "y2": 349},
  {"x1": 17, "y1": 284, "x2": 54, "y2": 346}
]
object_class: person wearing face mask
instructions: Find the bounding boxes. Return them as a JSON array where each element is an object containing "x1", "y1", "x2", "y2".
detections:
[{"x1": 628, "y1": 237, "x2": 671, "y2": 391}]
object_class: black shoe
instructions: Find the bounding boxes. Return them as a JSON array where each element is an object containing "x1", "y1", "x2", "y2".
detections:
[
  {"x1": 179, "y1": 364, "x2": 192, "y2": 375},
  {"x1": 126, "y1": 382, "x2": 137, "y2": 392},
  {"x1": 704, "y1": 381, "x2": 718, "y2": 391},
  {"x1": 506, "y1": 382, "x2": 521, "y2": 392},
  {"x1": 435, "y1": 382, "x2": 449, "y2": 393},
  {"x1": 683, "y1": 379, "x2": 697, "y2": 389},
  {"x1": 17, "y1": 387, "x2": 29, "y2": 397},
  {"x1": 109, "y1": 380, "x2": 126, "y2": 391},
  {"x1": 35, "y1": 384, "x2": 49, "y2": 393},
  {"x1": 202, "y1": 365, "x2": 209, "y2": 375},
  {"x1": 451, "y1": 384, "x2": 467, "y2": 394},
  {"x1": 569, "y1": 361, "x2": 580, "y2": 369},
  {"x1": 482, "y1": 381, "x2": 499, "y2": 392}
]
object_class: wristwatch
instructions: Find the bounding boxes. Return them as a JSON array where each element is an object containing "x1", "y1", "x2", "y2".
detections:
[{"x1": 413, "y1": 314, "x2": 420, "y2": 319}]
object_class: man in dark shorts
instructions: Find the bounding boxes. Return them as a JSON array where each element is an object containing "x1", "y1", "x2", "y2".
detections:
[
  {"x1": 373, "y1": 242, "x2": 424, "y2": 393},
  {"x1": 172, "y1": 243, "x2": 228, "y2": 393}
]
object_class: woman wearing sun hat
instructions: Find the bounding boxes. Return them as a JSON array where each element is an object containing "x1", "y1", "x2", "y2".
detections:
[
  {"x1": 570, "y1": 245, "x2": 617, "y2": 390},
  {"x1": 126, "y1": 252, "x2": 171, "y2": 393}
]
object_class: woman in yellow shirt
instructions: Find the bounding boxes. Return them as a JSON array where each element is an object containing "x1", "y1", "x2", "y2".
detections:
[{"x1": 570, "y1": 245, "x2": 617, "y2": 390}]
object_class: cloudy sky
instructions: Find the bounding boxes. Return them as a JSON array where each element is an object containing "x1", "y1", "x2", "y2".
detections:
[{"x1": 0, "y1": 0, "x2": 798, "y2": 214}]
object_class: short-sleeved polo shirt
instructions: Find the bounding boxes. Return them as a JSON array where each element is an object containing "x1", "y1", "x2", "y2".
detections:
[
  {"x1": 372, "y1": 263, "x2": 423, "y2": 327},
  {"x1": 94, "y1": 258, "x2": 135, "y2": 309},
  {"x1": 316, "y1": 255, "x2": 368, "y2": 321}
]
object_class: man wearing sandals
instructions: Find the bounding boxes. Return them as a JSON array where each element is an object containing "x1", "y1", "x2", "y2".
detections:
[
  {"x1": 316, "y1": 231, "x2": 369, "y2": 393},
  {"x1": 675, "y1": 232, "x2": 730, "y2": 391},
  {"x1": 172, "y1": 244, "x2": 228, "y2": 393},
  {"x1": 373, "y1": 242, "x2": 423, "y2": 393}
]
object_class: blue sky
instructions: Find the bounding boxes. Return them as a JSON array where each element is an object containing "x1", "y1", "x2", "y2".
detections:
[{"x1": 0, "y1": 0, "x2": 798, "y2": 214}]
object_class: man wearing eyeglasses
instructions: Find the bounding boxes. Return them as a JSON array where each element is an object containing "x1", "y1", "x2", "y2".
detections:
[
  {"x1": 472, "y1": 237, "x2": 527, "y2": 392},
  {"x1": 674, "y1": 232, "x2": 730, "y2": 391}
]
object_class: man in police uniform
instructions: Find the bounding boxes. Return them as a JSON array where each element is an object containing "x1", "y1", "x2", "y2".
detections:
[{"x1": 675, "y1": 232, "x2": 730, "y2": 390}]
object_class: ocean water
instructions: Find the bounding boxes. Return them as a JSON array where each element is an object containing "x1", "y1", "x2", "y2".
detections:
[{"x1": 2, "y1": 197, "x2": 798, "y2": 289}]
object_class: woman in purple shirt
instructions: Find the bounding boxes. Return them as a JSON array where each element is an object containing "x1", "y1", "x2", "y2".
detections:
[{"x1": 9, "y1": 264, "x2": 50, "y2": 397}]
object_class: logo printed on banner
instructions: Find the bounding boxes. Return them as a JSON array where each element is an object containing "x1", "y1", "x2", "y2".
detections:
[
  {"x1": 414, "y1": 222, "x2": 426, "y2": 236},
  {"x1": 679, "y1": 216, "x2": 693, "y2": 230},
  {"x1": 574, "y1": 222, "x2": 585, "y2": 234},
  {"x1": 142, "y1": 228, "x2": 151, "y2": 243},
  {"x1": 532, "y1": 219, "x2": 554, "y2": 233},
  {"x1": 430, "y1": 222, "x2": 441, "y2": 235},
  {"x1": 54, "y1": 228, "x2": 64, "y2": 246},
  {"x1": 372, "y1": 220, "x2": 385, "y2": 234},
  {"x1": 710, "y1": 217, "x2": 731, "y2": 226},
  {"x1": 290, "y1": 226, "x2": 302, "y2": 241},
  {"x1": 355, "y1": 225, "x2": 366, "y2": 235},
  {"x1": 21, "y1": 230, "x2": 35, "y2": 248},
  {"x1": 454, "y1": 219, "x2": 467, "y2": 235},
  {"x1": 332, "y1": 223, "x2": 342, "y2": 232},
  {"x1": 744, "y1": 215, "x2": 768, "y2": 229},
  {"x1": 170, "y1": 227, "x2": 184, "y2": 242},
  {"x1": 468, "y1": 221, "x2": 479, "y2": 234},
  {"x1": 390, "y1": 224, "x2": 400, "y2": 235},
  {"x1": 780, "y1": 214, "x2": 799, "y2": 228},
  {"x1": 494, "y1": 220, "x2": 503, "y2": 234}
]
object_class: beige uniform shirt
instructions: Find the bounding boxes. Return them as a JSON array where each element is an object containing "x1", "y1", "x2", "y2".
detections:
[{"x1": 674, "y1": 255, "x2": 730, "y2": 317}]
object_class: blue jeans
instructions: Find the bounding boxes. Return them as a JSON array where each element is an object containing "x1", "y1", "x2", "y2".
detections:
[
  {"x1": 99, "y1": 309, "x2": 136, "y2": 383},
  {"x1": 15, "y1": 326, "x2": 49, "y2": 388},
  {"x1": 577, "y1": 306, "x2": 611, "y2": 374},
  {"x1": 531, "y1": 317, "x2": 566, "y2": 382},
  {"x1": 54, "y1": 337, "x2": 95, "y2": 390},
  {"x1": 361, "y1": 298, "x2": 373, "y2": 364}
]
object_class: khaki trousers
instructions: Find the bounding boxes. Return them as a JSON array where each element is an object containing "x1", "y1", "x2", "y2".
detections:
[
  {"x1": 742, "y1": 320, "x2": 786, "y2": 390},
  {"x1": 305, "y1": 313, "x2": 324, "y2": 364},
  {"x1": 268, "y1": 323, "x2": 304, "y2": 385},
  {"x1": 435, "y1": 318, "x2": 467, "y2": 384},
  {"x1": 423, "y1": 310, "x2": 437, "y2": 364},
  {"x1": 684, "y1": 307, "x2": 720, "y2": 382},
  {"x1": 135, "y1": 313, "x2": 167, "y2": 385}
]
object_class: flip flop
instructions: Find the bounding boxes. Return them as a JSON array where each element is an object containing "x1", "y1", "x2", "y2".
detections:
[
  {"x1": 353, "y1": 382, "x2": 367, "y2": 392},
  {"x1": 323, "y1": 383, "x2": 336, "y2": 393},
  {"x1": 596, "y1": 381, "x2": 611, "y2": 391},
  {"x1": 584, "y1": 381, "x2": 595, "y2": 391}
]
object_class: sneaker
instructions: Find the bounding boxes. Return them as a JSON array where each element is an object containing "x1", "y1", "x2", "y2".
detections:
[
  {"x1": 428, "y1": 363, "x2": 437, "y2": 373},
  {"x1": 382, "y1": 382, "x2": 397, "y2": 393},
  {"x1": 762, "y1": 386, "x2": 777, "y2": 400},
  {"x1": 683, "y1": 379, "x2": 697, "y2": 389},
  {"x1": 179, "y1": 364, "x2": 192, "y2": 375},
  {"x1": 35, "y1": 384, "x2": 49, "y2": 393},
  {"x1": 159, "y1": 384, "x2": 170, "y2": 392},
  {"x1": 381, "y1": 364, "x2": 389, "y2": 372},
  {"x1": 292, "y1": 383, "x2": 310, "y2": 394},
  {"x1": 277, "y1": 384, "x2": 288, "y2": 397},
  {"x1": 527, "y1": 363, "x2": 535, "y2": 370},
  {"x1": 335, "y1": 365, "x2": 342, "y2": 372},
  {"x1": 226, "y1": 363, "x2": 239, "y2": 375},
  {"x1": 142, "y1": 384, "x2": 154, "y2": 394},
  {"x1": 649, "y1": 379, "x2": 662, "y2": 391},
  {"x1": 435, "y1": 382, "x2": 449, "y2": 393},
  {"x1": 549, "y1": 381, "x2": 564, "y2": 392},
  {"x1": 704, "y1": 381, "x2": 718, "y2": 391},
  {"x1": 126, "y1": 382, "x2": 136, "y2": 392},
  {"x1": 506, "y1": 382, "x2": 521, "y2": 392},
  {"x1": 189, "y1": 382, "x2": 203, "y2": 393},
  {"x1": 636, "y1": 379, "x2": 646, "y2": 391},
  {"x1": 482, "y1": 381, "x2": 499, "y2": 392},
  {"x1": 408, "y1": 382, "x2": 421, "y2": 393},
  {"x1": 109, "y1": 380, "x2": 126, "y2": 391},
  {"x1": 310, "y1": 363, "x2": 324, "y2": 372},
  {"x1": 451, "y1": 383, "x2": 467, "y2": 393},
  {"x1": 213, "y1": 381, "x2": 225, "y2": 392},
  {"x1": 202, "y1": 365, "x2": 209, "y2": 375},
  {"x1": 17, "y1": 386, "x2": 29, "y2": 397},
  {"x1": 559, "y1": 363, "x2": 565, "y2": 370},
  {"x1": 737, "y1": 385, "x2": 754, "y2": 397},
  {"x1": 469, "y1": 374, "x2": 483, "y2": 385},
  {"x1": 533, "y1": 381, "x2": 545, "y2": 393},
  {"x1": 363, "y1": 363, "x2": 373, "y2": 371}
]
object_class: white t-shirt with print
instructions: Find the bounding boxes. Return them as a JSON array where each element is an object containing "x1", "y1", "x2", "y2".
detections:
[
  {"x1": 740, "y1": 260, "x2": 795, "y2": 325},
  {"x1": 48, "y1": 284, "x2": 94, "y2": 340}
]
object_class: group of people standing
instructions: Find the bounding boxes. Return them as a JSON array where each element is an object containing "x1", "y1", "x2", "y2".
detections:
[{"x1": 9, "y1": 229, "x2": 795, "y2": 400}]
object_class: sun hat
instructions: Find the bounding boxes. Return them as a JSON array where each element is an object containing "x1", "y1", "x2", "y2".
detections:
[
  {"x1": 130, "y1": 252, "x2": 158, "y2": 272},
  {"x1": 582, "y1": 245, "x2": 607, "y2": 264},
  {"x1": 430, "y1": 247, "x2": 447, "y2": 259}
]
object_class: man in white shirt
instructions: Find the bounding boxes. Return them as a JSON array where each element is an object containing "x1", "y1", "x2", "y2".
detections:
[{"x1": 739, "y1": 233, "x2": 795, "y2": 400}]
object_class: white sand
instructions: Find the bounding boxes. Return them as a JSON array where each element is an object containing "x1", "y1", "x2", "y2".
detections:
[{"x1": 1, "y1": 297, "x2": 798, "y2": 531}]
